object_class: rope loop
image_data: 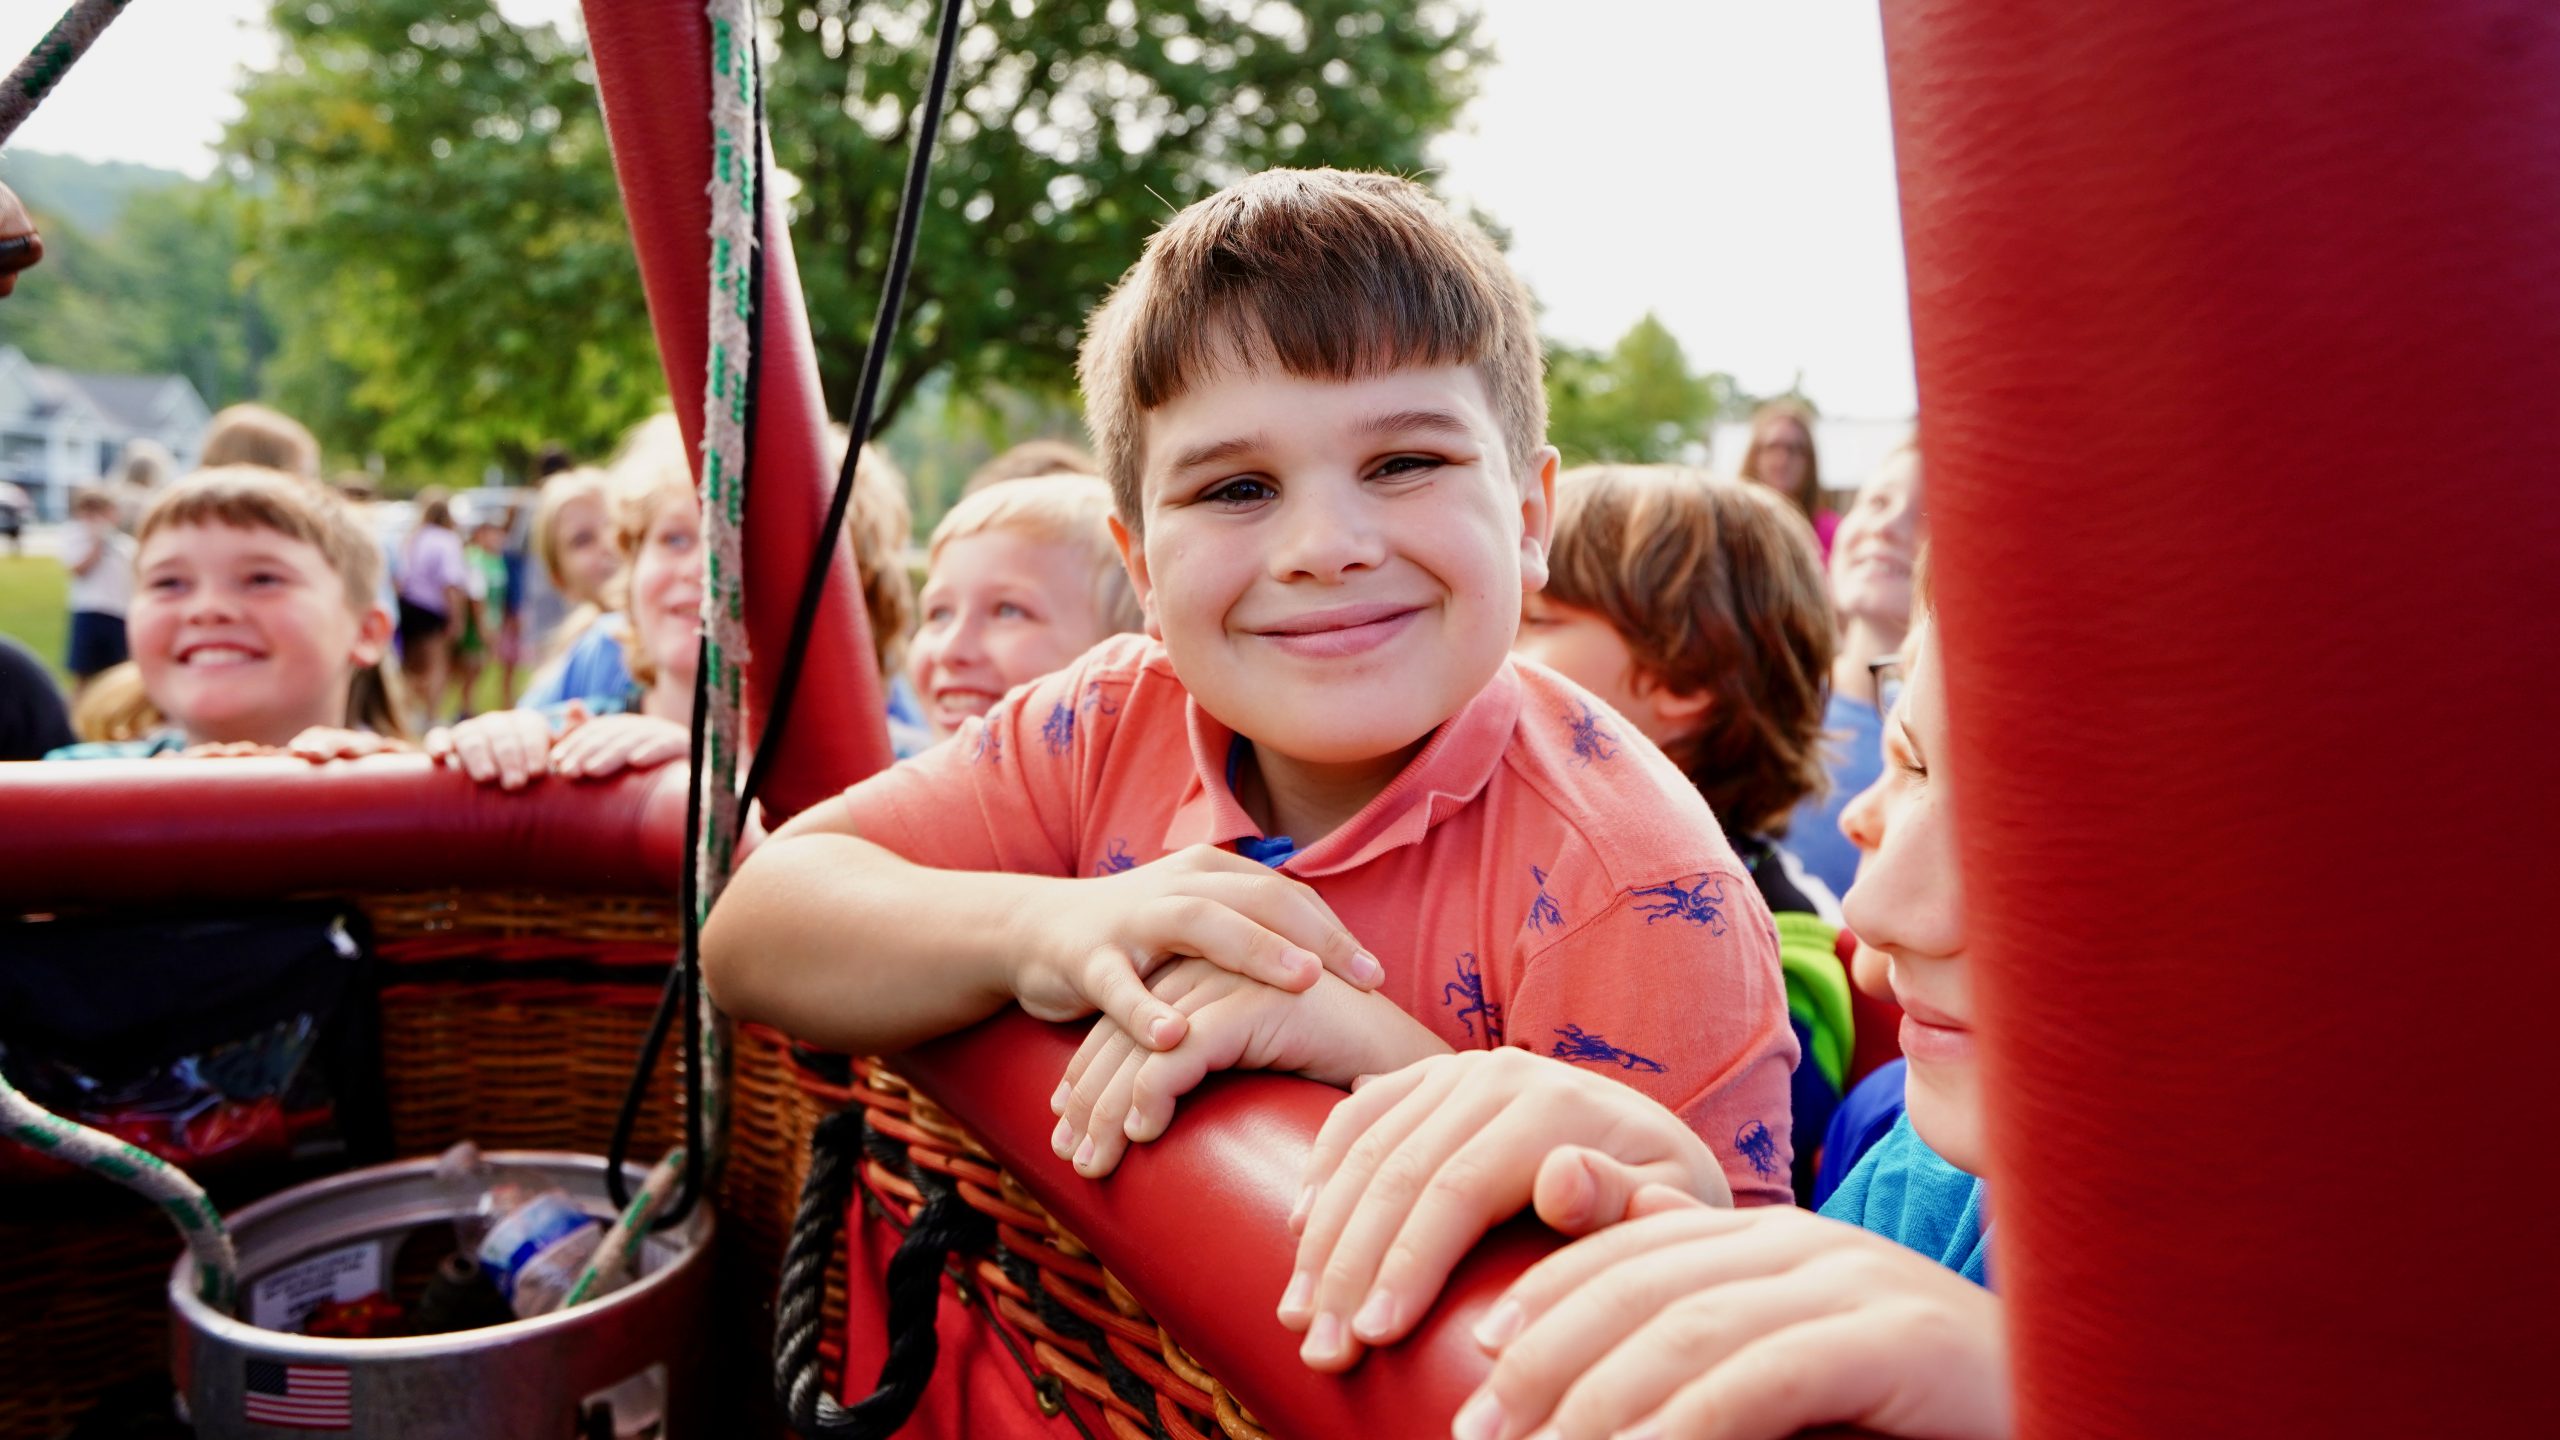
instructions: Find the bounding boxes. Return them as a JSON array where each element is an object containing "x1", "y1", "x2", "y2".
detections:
[{"x1": 777, "y1": 1106, "x2": 996, "y2": 1439}]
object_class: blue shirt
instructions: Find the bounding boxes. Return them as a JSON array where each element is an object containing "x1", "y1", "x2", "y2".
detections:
[
  {"x1": 885, "y1": 673, "x2": 932, "y2": 761},
  {"x1": 1786, "y1": 691, "x2": 1885, "y2": 898},
  {"x1": 1814, "y1": 1058, "x2": 1908, "y2": 1208},
  {"x1": 1817, "y1": 1111, "x2": 1992, "y2": 1286},
  {"x1": 47, "y1": 730, "x2": 185, "y2": 761},
  {"x1": 520, "y1": 616, "x2": 633, "y2": 710}
]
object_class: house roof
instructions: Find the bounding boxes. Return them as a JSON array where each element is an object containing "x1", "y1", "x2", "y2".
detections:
[{"x1": 57, "y1": 370, "x2": 192, "y2": 432}]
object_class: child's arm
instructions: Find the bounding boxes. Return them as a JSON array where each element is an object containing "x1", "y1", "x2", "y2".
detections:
[
  {"x1": 1049, "y1": 956, "x2": 1451, "y2": 1178},
  {"x1": 1456, "y1": 1198, "x2": 2009, "y2": 1440},
  {"x1": 1273, "y1": 1048, "x2": 1730, "y2": 1370},
  {"x1": 704, "y1": 823, "x2": 1381, "y2": 1058}
]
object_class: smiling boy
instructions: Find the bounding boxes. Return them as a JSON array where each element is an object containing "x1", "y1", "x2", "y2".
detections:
[{"x1": 705, "y1": 173, "x2": 1798, "y2": 1305}]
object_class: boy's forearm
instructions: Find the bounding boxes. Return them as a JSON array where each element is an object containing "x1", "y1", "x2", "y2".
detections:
[{"x1": 702, "y1": 831, "x2": 1052, "y2": 1053}]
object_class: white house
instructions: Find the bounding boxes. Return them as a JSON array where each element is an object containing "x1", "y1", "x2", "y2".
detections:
[{"x1": 0, "y1": 345, "x2": 210, "y2": 520}]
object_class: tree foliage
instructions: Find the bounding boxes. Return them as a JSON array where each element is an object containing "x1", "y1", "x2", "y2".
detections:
[
  {"x1": 770, "y1": 0, "x2": 1487, "y2": 429},
  {"x1": 225, "y1": 0, "x2": 660, "y2": 481},
  {"x1": 1545, "y1": 312, "x2": 1733, "y2": 466},
  {"x1": 0, "y1": 176, "x2": 271, "y2": 409}
]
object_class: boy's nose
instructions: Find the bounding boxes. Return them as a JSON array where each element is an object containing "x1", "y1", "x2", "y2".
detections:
[{"x1": 1268, "y1": 481, "x2": 1389, "y2": 581}]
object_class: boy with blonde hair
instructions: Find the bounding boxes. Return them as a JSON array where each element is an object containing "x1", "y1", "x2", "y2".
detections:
[
  {"x1": 705, "y1": 170, "x2": 1795, "y2": 1370},
  {"x1": 908, "y1": 474, "x2": 1144, "y2": 739}
]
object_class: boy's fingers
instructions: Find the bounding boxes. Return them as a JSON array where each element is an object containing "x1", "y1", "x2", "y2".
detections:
[
  {"x1": 1489, "y1": 1207, "x2": 1762, "y2": 1347},
  {"x1": 1057, "y1": 1015, "x2": 1122, "y2": 1119},
  {"x1": 1123, "y1": 992, "x2": 1260, "y2": 1144},
  {"x1": 1071, "y1": 1050, "x2": 1147, "y2": 1178},
  {"x1": 1284, "y1": 1061, "x2": 1466, "y2": 1331},
  {"x1": 1530, "y1": 1146, "x2": 1708, "y2": 1237},
  {"x1": 1296, "y1": 1058, "x2": 1439, "y2": 1228},
  {"x1": 1057, "y1": 1026, "x2": 1138, "y2": 1158},
  {"x1": 1310, "y1": 1087, "x2": 1517, "y2": 1352},
  {"x1": 1211, "y1": 875, "x2": 1380, "y2": 989},
  {"x1": 1534, "y1": 1273, "x2": 1846, "y2": 1440},
  {"x1": 1141, "y1": 897, "x2": 1323, "y2": 993},
  {"x1": 1078, "y1": 946, "x2": 1188, "y2": 1052}
]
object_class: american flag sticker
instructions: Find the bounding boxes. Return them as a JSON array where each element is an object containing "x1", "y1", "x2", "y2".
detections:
[{"x1": 243, "y1": 1359, "x2": 352, "y2": 1430}]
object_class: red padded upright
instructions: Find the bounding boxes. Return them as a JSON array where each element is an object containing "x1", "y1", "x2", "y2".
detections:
[
  {"x1": 1880, "y1": 3, "x2": 2560, "y2": 1435},
  {"x1": 580, "y1": 0, "x2": 891, "y2": 821}
]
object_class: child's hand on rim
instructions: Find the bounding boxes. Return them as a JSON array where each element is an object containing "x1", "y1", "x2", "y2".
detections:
[
  {"x1": 1009, "y1": 844, "x2": 1386, "y2": 1060},
  {"x1": 285, "y1": 727, "x2": 407, "y2": 762},
  {"x1": 1450, "y1": 1200, "x2": 2009, "y2": 1440},
  {"x1": 548, "y1": 712, "x2": 688, "y2": 779},
  {"x1": 1278, "y1": 1048, "x2": 1732, "y2": 1372},
  {"x1": 1048, "y1": 955, "x2": 1447, "y2": 1179},
  {"x1": 427, "y1": 705, "x2": 571, "y2": 790}
]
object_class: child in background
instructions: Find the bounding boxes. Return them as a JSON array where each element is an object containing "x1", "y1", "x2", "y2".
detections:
[
  {"x1": 1738, "y1": 398, "x2": 1835, "y2": 556},
  {"x1": 519, "y1": 466, "x2": 632, "y2": 708},
  {"x1": 63, "y1": 488, "x2": 135, "y2": 696},
  {"x1": 908, "y1": 474, "x2": 1144, "y2": 742},
  {"x1": 706, "y1": 172, "x2": 1799, "y2": 1380},
  {"x1": 835, "y1": 434, "x2": 929, "y2": 758},
  {"x1": 48, "y1": 467, "x2": 406, "y2": 758},
  {"x1": 429, "y1": 450, "x2": 695, "y2": 787},
  {"x1": 1513, "y1": 465, "x2": 1851, "y2": 1202},
  {"x1": 1789, "y1": 444, "x2": 1925, "y2": 897},
  {"x1": 1286, "y1": 573, "x2": 2005, "y2": 1440},
  {"x1": 198, "y1": 403, "x2": 322, "y2": 481},
  {"x1": 451, "y1": 512, "x2": 511, "y2": 719},
  {"x1": 397, "y1": 489, "x2": 471, "y2": 727}
]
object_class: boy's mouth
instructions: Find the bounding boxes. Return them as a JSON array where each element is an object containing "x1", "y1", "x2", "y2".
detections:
[
  {"x1": 1248, "y1": 602, "x2": 1424, "y2": 659},
  {"x1": 929, "y1": 686, "x2": 1003, "y2": 723}
]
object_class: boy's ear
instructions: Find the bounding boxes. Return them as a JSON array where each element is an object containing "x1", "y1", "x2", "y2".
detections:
[
  {"x1": 1518, "y1": 444, "x2": 1561, "y2": 593},
  {"x1": 1107, "y1": 514, "x2": 1163, "y2": 641},
  {"x1": 350, "y1": 604, "x2": 394, "y2": 668},
  {"x1": 1645, "y1": 683, "x2": 1713, "y2": 734}
]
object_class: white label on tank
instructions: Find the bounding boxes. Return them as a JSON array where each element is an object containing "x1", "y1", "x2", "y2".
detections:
[{"x1": 249, "y1": 1240, "x2": 386, "y2": 1332}]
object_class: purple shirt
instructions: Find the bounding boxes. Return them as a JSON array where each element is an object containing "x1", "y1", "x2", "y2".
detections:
[{"x1": 399, "y1": 525, "x2": 467, "y2": 614}]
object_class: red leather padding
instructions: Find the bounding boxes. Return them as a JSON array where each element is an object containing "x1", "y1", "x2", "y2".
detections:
[
  {"x1": 580, "y1": 0, "x2": 890, "y2": 824},
  {"x1": 1879, "y1": 4, "x2": 2560, "y2": 1434},
  {"x1": 0, "y1": 757, "x2": 687, "y2": 905}
]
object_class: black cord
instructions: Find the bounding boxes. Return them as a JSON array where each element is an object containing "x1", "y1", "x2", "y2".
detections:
[{"x1": 733, "y1": 0, "x2": 967, "y2": 828}]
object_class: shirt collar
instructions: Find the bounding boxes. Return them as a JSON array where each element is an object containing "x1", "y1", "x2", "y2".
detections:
[{"x1": 1161, "y1": 661, "x2": 1523, "y2": 877}]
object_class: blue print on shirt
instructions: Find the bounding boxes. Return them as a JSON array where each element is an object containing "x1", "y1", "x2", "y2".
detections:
[
  {"x1": 1078, "y1": 680, "x2": 1120, "y2": 717},
  {"x1": 1040, "y1": 701, "x2": 1076, "y2": 755},
  {"x1": 1094, "y1": 838, "x2": 1137, "y2": 876},
  {"x1": 1442, "y1": 951, "x2": 1504, "y2": 1046},
  {"x1": 1734, "y1": 1120, "x2": 1783, "y2": 1179},
  {"x1": 1630, "y1": 873, "x2": 1730, "y2": 934},
  {"x1": 1526, "y1": 865, "x2": 1563, "y2": 935},
  {"x1": 970, "y1": 718, "x2": 1003, "y2": 765},
  {"x1": 1551, "y1": 1024, "x2": 1665, "y2": 1074},
  {"x1": 1566, "y1": 700, "x2": 1620, "y2": 766}
]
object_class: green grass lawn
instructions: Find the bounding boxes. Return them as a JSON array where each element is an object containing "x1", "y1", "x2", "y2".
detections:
[{"x1": 0, "y1": 554, "x2": 69, "y2": 684}]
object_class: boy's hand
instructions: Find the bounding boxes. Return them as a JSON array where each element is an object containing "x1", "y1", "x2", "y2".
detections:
[
  {"x1": 286, "y1": 727, "x2": 408, "y2": 762},
  {"x1": 427, "y1": 706, "x2": 570, "y2": 790},
  {"x1": 1011, "y1": 845, "x2": 1384, "y2": 1057},
  {"x1": 549, "y1": 713, "x2": 688, "y2": 779},
  {"x1": 1048, "y1": 956, "x2": 1445, "y2": 1180},
  {"x1": 1451, "y1": 1203, "x2": 2009, "y2": 1440},
  {"x1": 1280, "y1": 1048, "x2": 1731, "y2": 1372}
]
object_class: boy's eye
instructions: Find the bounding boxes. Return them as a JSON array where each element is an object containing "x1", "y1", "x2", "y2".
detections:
[
  {"x1": 1371, "y1": 454, "x2": 1445, "y2": 480},
  {"x1": 148, "y1": 575, "x2": 187, "y2": 593},
  {"x1": 995, "y1": 601, "x2": 1032, "y2": 621},
  {"x1": 246, "y1": 571, "x2": 288, "y2": 588},
  {"x1": 662, "y1": 530, "x2": 697, "y2": 553},
  {"x1": 1201, "y1": 476, "x2": 1277, "y2": 508}
]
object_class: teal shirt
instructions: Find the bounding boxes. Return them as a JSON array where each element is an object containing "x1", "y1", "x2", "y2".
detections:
[
  {"x1": 47, "y1": 731, "x2": 185, "y2": 760},
  {"x1": 1817, "y1": 1113, "x2": 1993, "y2": 1286}
]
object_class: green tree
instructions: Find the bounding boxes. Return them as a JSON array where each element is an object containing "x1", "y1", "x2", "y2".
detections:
[
  {"x1": 770, "y1": 0, "x2": 1487, "y2": 429},
  {"x1": 225, "y1": 0, "x2": 660, "y2": 482},
  {"x1": 1545, "y1": 312, "x2": 1731, "y2": 465}
]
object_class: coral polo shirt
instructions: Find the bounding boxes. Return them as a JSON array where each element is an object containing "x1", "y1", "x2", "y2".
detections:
[{"x1": 838, "y1": 634, "x2": 1800, "y2": 1205}]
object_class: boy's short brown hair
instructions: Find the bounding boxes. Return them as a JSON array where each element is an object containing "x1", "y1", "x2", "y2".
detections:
[
  {"x1": 1077, "y1": 168, "x2": 1546, "y2": 527},
  {"x1": 1545, "y1": 466, "x2": 1837, "y2": 839},
  {"x1": 138, "y1": 466, "x2": 385, "y2": 619}
]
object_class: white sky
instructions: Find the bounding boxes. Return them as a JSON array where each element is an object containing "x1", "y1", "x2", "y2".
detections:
[{"x1": 0, "y1": 0, "x2": 1916, "y2": 417}]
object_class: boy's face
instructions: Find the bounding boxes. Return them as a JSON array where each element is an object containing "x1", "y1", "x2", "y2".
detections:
[
  {"x1": 1113, "y1": 357, "x2": 1557, "y2": 770},
  {"x1": 1838, "y1": 619, "x2": 1983, "y2": 1174},
  {"x1": 1514, "y1": 593, "x2": 1709, "y2": 748},
  {"x1": 1830, "y1": 451, "x2": 1924, "y2": 637},
  {"x1": 910, "y1": 529, "x2": 1112, "y2": 737},
  {"x1": 131, "y1": 521, "x2": 388, "y2": 746}
]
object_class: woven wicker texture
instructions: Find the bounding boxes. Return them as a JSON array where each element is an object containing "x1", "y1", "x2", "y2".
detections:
[
  {"x1": 0, "y1": 889, "x2": 813, "y2": 1440},
  {"x1": 846, "y1": 1060, "x2": 1274, "y2": 1440}
]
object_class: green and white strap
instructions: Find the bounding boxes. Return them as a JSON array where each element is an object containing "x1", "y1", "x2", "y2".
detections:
[{"x1": 1, "y1": 1065, "x2": 237, "y2": 1312}]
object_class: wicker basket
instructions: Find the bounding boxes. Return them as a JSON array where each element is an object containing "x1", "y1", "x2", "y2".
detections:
[
  {"x1": 0, "y1": 888, "x2": 814, "y2": 1440},
  {"x1": 839, "y1": 1060, "x2": 1275, "y2": 1440}
]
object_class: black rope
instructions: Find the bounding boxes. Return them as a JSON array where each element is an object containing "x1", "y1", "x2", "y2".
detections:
[
  {"x1": 776, "y1": 1107, "x2": 996, "y2": 1439},
  {"x1": 732, "y1": 0, "x2": 966, "y2": 827}
]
